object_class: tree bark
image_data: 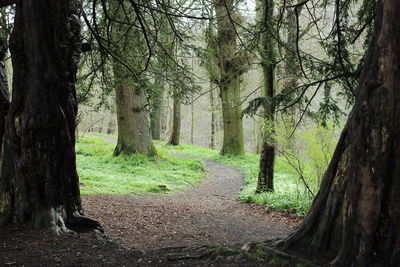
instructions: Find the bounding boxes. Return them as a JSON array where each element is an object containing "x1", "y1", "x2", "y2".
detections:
[
  {"x1": 0, "y1": 0, "x2": 101, "y2": 233},
  {"x1": 167, "y1": 96, "x2": 181, "y2": 146},
  {"x1": 255, "y1": 0, "x2": 276, "y2": 193},
  {"x1": 271, "y1": 2, "x2": 400, "y2": 266},
  {"x1": 150, "y1": 74, "x2": 164, "y2": 140},
  {"x1": 111, "y1": 1, "x2": 156, "y2": 156},
  {"x1": 0, "y1": 28, "x2": 10, "y2": 165},
  {"x1": 210, "y1": 87, "x2": 216, "y2": 149},
  {"x1": 190, "y1": 96, "x2": 194, "y2": 144},
  {"x1": 113, "y1": 66, "x2": 156, "y2": 156},
  {"x1": 213, "y1": 0, "x2": 244, "y2": 156}
]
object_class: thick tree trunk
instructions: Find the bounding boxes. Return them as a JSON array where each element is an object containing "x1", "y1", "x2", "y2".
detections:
[
  {"x1": 0, "y1": 0, "x2": 101, "y2": 233},
  {"x1": 111, "y1": 0, "x2": 155, "y2": 156},
  {"x1": 167, "y1": 97, "x2": 181, "y2": 146},
  {"x1": 271, "y1": 2, "x2": 400, "y2": 266},
  {"x1": 213, "y1": 0, "x2": 244, "y2": 156},
  {"x1": 255, "y1": 0, "x2": 276, "y2": 193},
  {"x1": 219, "y1": 76, "x2": 244, "y2": 155},
  {"x1": 113, "y1": 68, "x2": 156, "y2": 156}
]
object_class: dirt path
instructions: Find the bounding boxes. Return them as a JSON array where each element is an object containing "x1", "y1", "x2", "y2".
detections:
[
  {"x1": 82, "y1": 134, "x2": 299, "y2": 250},
  {"x1": 0, "y1": 134, "x2": 302, "y2": 266}
]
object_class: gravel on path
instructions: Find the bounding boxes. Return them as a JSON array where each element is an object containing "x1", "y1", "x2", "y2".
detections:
[{"x1": 82, "y1": 157, "x2": 299, "y2": 250}]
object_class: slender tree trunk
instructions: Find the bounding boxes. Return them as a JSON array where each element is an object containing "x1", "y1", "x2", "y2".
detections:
[
  {"x1": 190, "y1": 96, "x2": 194, "y2": 144},
  {"x1": 160, "y1": 97, "x2": 169, "y2": 139},
  {"x1": 0, "y1": 0, "x2": 100, "y2": 233},
  {"x1": 255, "y1": 0, "x2": 276, "y2": 193},
  {"x1": 168, "y1": 96, "x2": 181, "y2": 146},
  {"x1": 282, "y1": 0, "x2": 303, "y2": 130},
  {"x1": 210, "y1": 87, "x2": 216, "y2": 149},
  {"x1": 271, "y1": 2, "x2": 400, "y2": 266},
  {"x1": 150, "y1": 75, "x2": 164, "y2": 140},
  {"x1": 213, "y1": 0, "x2": 244, "y2": 156},
  {"x1": 106, "y1": 106, "x2": 116, "y2": 134},
  {"x1": 205, "y1": 9, "x2": 218, "y2": 150}
]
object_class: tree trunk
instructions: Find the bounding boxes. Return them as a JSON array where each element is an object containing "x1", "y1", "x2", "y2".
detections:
[
  {"x1": 213, "y1": 0, "x2": 244, "y2": 156},
  {"x1": 0, "y1": 0, "x2": 101, "y2": 233},
  {"x1": 106, "y1": 106, "x2": 116, "y2": 134},
  {"x1": 219, "y1": 77, "x2": 244, "y2": 155},
  {"x1": 271, "y1": 2, "x2": 400, "y2": 266},
  {"x1": 210, "y1": 87, "x2": 216, "y2": 149},
  {"x1": 190, "y1": 96, "x2": 194, "y2": 144},
  {"x1": 167, "y1": 96, "x2": 181, "y2": 146},
  {"x1": 150, "y1": 75, "x2": 164, "y2": 140},
  {"x1": 255, "y1": 0, "x2": 276, "y2": 193},
  {"x1": 111, "y1": 1, "x2": 155, "y2": 156},
  {"x1": 0, "y1": 33, "x2": 10, "y2": 165},
  {"x1": 113, "y1": 68, "x2": 156, "y2": 156}
]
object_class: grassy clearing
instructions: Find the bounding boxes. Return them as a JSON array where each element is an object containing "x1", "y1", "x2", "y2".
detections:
[
  {"x1": 160, "y1": 142, "x2": 314, "y2": 217},
  {"x1": 76, "y1": 137, "x2": 205, "y2": 195}
]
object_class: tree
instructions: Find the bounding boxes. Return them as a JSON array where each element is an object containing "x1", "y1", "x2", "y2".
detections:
[
  {"x1": 110, "y1": 0, "x2": 156, "y2": 156},
  {"x1": 212, "y1": 0, "x2": 245, "y2": 155},
  {"x1": 0, "y1": 0, "x2": 100, "y2": 233},
  {"x1": 204, "y1": 11, "x2": 219, "y2": 150},
  {"x1": 255, "y1": 0, "x2": 276, "y2": 193},
  {"x1": 150, "y1": 72, "x2": 165, "y2": 140},
  {"x1": 167, "y1": 95, "x2": 181, "y2": 146},
  {"x1": 0, "y1": 19, "x2": 10, "y2": 163},
  {"x1": 165, "y1": 23, "x2": 181, "y2": 146},
  {"x1": 270, "y1": 1, "x2": 400, "y2": 265}
]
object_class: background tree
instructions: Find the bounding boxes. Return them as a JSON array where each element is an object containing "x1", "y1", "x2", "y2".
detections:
[
  {"x1": 109, "y1": 0, "x2": 156, "y2": 156},
  {"x1": 212, "y1": 0, "x2": 245, "y2": 155},
  {"x1": 254, "y1": 0, "x2": 276, "y2": 193},
  {"x1": 204, "y1": 9, "x2": 219, "y2": 150},
  {"x1": 270, "y1": 1, "x2": 400, "y2": 265},
  {"x1": 168, "y1": 95, "x2": 181, "y2": 145},
  {"x1": 0, "y1": 0, "x2": 100, "y2": 233},
  {"x1": 149, "y1": 65, "x2": 165, "y2": 141}
]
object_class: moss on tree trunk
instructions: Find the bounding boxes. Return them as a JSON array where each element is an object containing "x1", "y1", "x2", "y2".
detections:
[
  {"x1": 255, "y1": 0, "x2": 276, "y2": 193},
  {"x1": 111, "y1": 0, "x2": 156, "y2": 157},
  {"x1": 219, "y1": 76, "x2": 244, "y2": 155},
  {"x1": 213, "y1": 0, "x2": 245, "y2": 156}
]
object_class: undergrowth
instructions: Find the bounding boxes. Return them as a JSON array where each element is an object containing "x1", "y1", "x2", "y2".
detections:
[{"x1": 76, "y1": 137, "x2": 205, "y2": 195}]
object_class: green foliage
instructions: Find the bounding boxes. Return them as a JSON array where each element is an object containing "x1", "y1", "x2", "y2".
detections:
[
  {"x1": 161, "y1": 119, "x2": 341, "y2": 217},
  {"x1": 161, "y1": 142, "x2": 312, "y2": 216},
  {"x1": 76, "y1": 137, "x2": 205, "y2": 195}
]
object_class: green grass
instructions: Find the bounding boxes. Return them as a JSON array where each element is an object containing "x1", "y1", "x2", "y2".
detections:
[
  {"x1": 76, "y1": 136, "x2": 315, "y2": 216},
  {"x1": 76, "y1": 137, "x2": 205, "y2": 195},
  {"x1": 160, "y1": 142, "x2": 314, "y2": 217}
]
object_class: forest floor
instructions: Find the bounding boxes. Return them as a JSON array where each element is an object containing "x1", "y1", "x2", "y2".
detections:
[{"x1": 0, "y1": 136, "x2": 307, "y2": 266}]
